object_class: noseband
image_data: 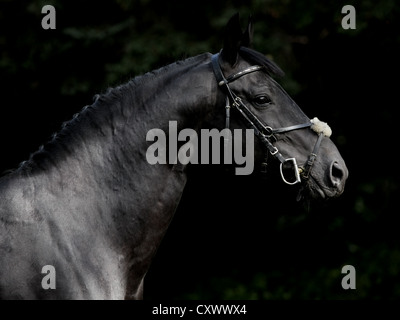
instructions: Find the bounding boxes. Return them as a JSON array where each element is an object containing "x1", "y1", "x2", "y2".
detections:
[{"x1": 211, "y1": 53, "x2": 326, "y2": 185}]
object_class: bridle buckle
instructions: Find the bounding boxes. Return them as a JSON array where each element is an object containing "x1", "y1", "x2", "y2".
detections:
[{"x1": 269, "y1": 146, "x2": 279, "y2": 156}]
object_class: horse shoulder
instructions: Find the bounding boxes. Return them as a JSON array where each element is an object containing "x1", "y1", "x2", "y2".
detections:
[{"x1": 0, "y1": 174, "x2": 40, "y2": 225}]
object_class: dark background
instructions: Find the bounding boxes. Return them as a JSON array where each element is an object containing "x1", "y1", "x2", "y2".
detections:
[{"x1": 0, "y1": 0, "x2": 399, "y2": 299}]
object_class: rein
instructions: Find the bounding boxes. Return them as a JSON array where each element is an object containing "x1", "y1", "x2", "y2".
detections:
[{"x1": 211, "y1": 53, "x2": 325, "y2": 185}]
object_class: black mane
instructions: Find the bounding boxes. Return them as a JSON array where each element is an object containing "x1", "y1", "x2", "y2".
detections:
[{"x1": 14, "y1": 54, "x2": 211, "y2": 175}]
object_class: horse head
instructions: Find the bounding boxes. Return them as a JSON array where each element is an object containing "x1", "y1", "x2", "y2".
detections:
[{"x1": 209, "y1": 14, "x2": 348, "y2": 200}]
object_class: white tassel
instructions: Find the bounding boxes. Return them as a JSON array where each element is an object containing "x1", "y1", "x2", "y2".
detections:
[{"x1": 310, "y1": 117, "x2": 332, "y2": 137}]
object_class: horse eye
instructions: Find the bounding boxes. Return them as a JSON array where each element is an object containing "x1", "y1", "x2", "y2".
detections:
[{"x1": 254, "y1": 95, "x2": 272, "y2": 107}]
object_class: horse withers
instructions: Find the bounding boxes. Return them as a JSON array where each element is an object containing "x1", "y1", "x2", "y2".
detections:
[{"x1": 0, "y1": 14, "x2": 348, "y2": 299}]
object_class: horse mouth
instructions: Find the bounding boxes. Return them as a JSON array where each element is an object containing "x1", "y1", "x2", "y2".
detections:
[{"x1": 297, "y1": 175, "x2": 342, "y2": 201}]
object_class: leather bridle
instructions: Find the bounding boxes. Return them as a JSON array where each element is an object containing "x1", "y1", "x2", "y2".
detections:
[{"x1": 211, "y1": 53, "x2": 325, "y2": 185}]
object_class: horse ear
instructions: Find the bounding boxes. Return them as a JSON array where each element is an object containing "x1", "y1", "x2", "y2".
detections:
[
  {"x1": 221, "y1": 13, "x2": 243, "y2": 66},
  {"x1": 241, "y1": 16, "x2": 254, "y2": 48}
]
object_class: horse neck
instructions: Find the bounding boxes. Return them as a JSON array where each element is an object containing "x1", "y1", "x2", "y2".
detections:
[
  {"x1": 16, "y1": 53, "x2": 218, "y2": 294},
  {"x1": 21, "y1": 52, "x2": 217, "y2": 201},
  {"x1": 135, "y1": 53, "x2": 218, "y2": 130},
  {"x1": 98, "y1": 53, "x2": 219, "y2": 296}
]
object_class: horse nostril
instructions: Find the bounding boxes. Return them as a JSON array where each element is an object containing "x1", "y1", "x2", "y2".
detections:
[{"x1": 330, "y1": 161, "x2": 345, "y2": 187}]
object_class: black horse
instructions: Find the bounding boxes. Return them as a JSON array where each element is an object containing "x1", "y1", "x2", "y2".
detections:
[{"x1": 0, "y1": 15, "x2": 348, "y2": 299}]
